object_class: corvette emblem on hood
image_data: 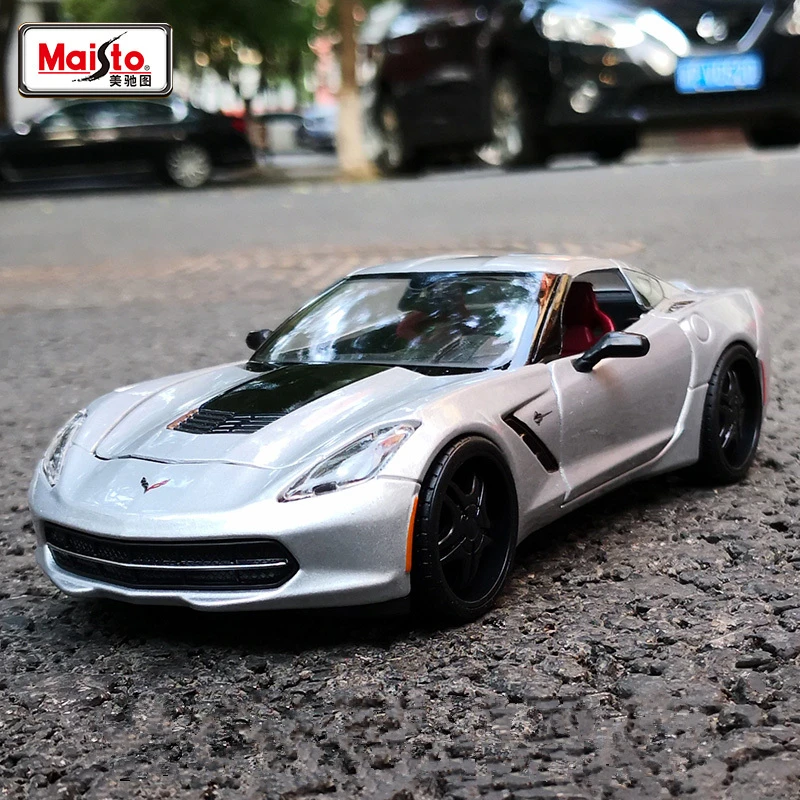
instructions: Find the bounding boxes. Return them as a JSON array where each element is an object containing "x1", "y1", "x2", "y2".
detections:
[{"x1": 141, "y1": 477, "x2": 170, "y2": 494}]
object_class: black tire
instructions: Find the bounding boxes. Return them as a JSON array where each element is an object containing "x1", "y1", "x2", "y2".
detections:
[
  {"x1": 692, "y1": 344, "x2": 763, "y2": 485},
  {"x1": 746, "y1": 123, "x2": 800, "y2": 150},
  {"x1": 375, "y1": 100, "x2": 422, "y2": 176},
  {"x1": 593, "y1": 130, "x2": 638, "y2": 164},
  {"x1": 411, "y1": 436, "x2": 518, "y2": 623},
  {"x1": 477, "y1": 68, "x2": 550, "y2": 169}
]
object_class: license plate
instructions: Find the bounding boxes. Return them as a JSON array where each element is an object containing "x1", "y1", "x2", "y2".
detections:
[{"x1": 675, "y1": 54, "x2": 763, "y2": 94}]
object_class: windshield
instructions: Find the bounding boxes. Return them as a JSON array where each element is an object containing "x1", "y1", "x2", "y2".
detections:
[{"x1": 251, "y1": 272, "x2": 546, "y2": 370}]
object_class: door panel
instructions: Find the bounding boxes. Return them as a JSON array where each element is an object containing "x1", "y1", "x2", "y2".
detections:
[
  {"x1": 7, "y1": 107, "x2": 93, "y2": 177},
  {"x1": 550, "y1": 315, "x2": 692, "y2": 501},
  {"x1": 102, "y1": 101, "x2": 177, "y2": 166}
]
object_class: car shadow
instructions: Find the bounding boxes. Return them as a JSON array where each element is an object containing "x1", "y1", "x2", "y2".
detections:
[
  {"x1": 0, "y1": 168, "x2": 260, "y2": 200},
  {"x1": 71, "y1": 596, "x2": 417, "y2": 654},
  {"x1": 513, "y1": 471, "x2": 698, "y2": 569},
  {"x1": 54, "y1": 473, "x2": 712, "y2": 656}
]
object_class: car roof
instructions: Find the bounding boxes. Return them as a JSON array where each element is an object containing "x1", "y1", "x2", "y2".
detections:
[{"x1": 352, "y1": 253, "x2": 631, "y2": 277}]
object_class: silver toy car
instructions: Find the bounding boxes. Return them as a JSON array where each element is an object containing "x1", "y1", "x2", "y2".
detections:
[{"x1": 29, "y1": 255, "x2": 769, "y2": 621}]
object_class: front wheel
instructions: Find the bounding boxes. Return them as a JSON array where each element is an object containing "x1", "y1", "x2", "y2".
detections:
[
  {"x1": 411, "y1": 437, "x2": 518, "y2": 623},
  {"x1": 692, "y1": 344, "x2": 763, "y2": 485},
  {"x1": 163, "y1": 143, "x2": 213, "y2": 188},
  {"x1": 477, "y1": 69, "x2": 550, "y2": 169},
  {"x1": 375, "y1": 101, "x2": 421, "y2": 176}
]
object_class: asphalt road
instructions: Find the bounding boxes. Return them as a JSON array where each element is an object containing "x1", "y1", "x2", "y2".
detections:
[{"x1": 2, "y1": 148, "x2": 800, "y2": 799}]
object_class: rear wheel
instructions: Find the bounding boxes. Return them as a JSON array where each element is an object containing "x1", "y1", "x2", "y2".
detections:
[
  {"x1": 692, "y1": 344, "x2": 762, "y2": 484},
  {"x1": 163, "y1": 143, "x2": 213, "y2": 188},
  {"x1": 593, "y1": 130, "x2": 638, "y2": 164},
  {"x1": 412, "y1": 437, "x2": 518, "y2": 623},
  {"x1": 477, "y1": 69, "x2": 550, "y2": 169},
  {"x1": 746, "y1": 122, "x2": 800, "y2": 150}
]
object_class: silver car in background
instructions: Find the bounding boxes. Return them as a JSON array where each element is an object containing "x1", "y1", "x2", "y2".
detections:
[{"x1": 29, "y1": 254, "x2": 769, "y2": 622}]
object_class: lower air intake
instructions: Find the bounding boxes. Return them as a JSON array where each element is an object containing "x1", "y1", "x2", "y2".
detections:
[{"x1": 43, "y1": 522, "x2": 298, "y2": 591}]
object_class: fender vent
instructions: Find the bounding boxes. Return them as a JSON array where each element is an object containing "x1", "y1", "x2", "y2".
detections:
[
  {"x1": 168, "y1": 408, "x2": 282, "y2": 434},
  {"x1": 503, "y1": 414, "x2": 559, "y2": 473}
]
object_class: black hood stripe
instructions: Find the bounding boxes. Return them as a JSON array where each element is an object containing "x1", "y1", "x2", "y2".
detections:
[{"x1": 202, "y1": 363, "x2": 392, "y2": 416}]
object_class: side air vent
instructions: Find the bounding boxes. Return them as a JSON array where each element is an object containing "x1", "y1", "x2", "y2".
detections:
[
  {"x1": 503, "y1": 414, "x2": 559, "y2": 473},
  {"x1": 667, "y1": 300, "x2": 695, "y2": 313},
  {"x1": 169, "y1": 408, "x2": 282, "y2": 435}
]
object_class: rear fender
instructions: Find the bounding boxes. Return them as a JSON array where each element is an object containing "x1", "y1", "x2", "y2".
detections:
[{"x1": 657, "y1": 290, "x2": 759, "y2": 389}]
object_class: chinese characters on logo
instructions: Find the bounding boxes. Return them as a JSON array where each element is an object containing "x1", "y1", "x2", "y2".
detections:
[{"x1": 109, "y1": 74, "x2": 151, "y2": 87}]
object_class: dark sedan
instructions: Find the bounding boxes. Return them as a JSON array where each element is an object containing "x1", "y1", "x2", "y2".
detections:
[
  {"x1": 296, "y1": 106, "x2": 339, "y2": 152},
  {"x1": 361, "y1": 0, "x2": 800, "y2": 172},
  {"x1": 0, "y1": 99, "x2": 254, "y2": 189}
]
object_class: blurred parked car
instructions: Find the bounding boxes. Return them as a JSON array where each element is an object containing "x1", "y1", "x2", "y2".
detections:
[
  {"x1": 253, "y1": 112, "x2": 304, "y2": 154},
  {"x1": 0, "y1": 99, "x2": 254, "y2": 189},
  {"x1": 296, "y1": 106, "x2": 339, "y2": 152},
  {"x1": 361, "y1": 0, "x2": 800, "y2": 173}
]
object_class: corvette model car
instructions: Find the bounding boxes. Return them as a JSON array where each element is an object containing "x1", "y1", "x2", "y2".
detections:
[{"x1": 29, "y1": 255, "x2": 769, "y2": 621}]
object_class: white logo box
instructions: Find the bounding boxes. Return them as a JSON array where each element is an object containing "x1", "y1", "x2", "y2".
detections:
[{"x1": 19, "y1": 23, "x2": 172, "y2": 97}]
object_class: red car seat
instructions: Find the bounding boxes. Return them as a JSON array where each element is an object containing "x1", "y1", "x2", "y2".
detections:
[{"x1": 560, "y1": 282, "x2": 615, "y2": 357}]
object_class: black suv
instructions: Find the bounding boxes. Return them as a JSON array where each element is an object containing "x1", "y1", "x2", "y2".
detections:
[{"x1": 361, "y1": 0, "x2": 800, "y2": 172}]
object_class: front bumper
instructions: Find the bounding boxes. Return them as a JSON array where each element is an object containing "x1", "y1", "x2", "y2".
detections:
[
  {"x1": 29, "y1": 458, "x2": 418, "y2": 611},
  {"x1": 544, "y1": 37, "x2": 800, "y2": 130}
]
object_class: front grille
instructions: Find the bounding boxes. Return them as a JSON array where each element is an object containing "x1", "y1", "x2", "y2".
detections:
[
  {"x1": 170, "y1": 408, "x2": 282, "y2": 434},
  {"x1": 43, "y1": 522, "x2": 298, "y2": 591}
]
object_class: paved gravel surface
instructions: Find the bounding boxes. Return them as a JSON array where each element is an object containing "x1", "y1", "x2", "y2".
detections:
[{"x1": 2, "y1": 150, "x2": 800, "y2": 799}]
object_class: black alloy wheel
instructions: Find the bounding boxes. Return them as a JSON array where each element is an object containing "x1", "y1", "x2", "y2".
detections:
[
  {"x1": 693, "y1": 344, "x2": 762, "y2": 484},
  {"x1": 412, "y1": 437, "x2": 518, "y2": 623}
]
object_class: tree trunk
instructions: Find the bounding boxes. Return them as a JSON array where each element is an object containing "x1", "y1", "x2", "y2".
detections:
[
  {"x1": 0, "y1": 0, "x2": 18, "y2": 126},
  {"x1": 336, "y1": 0, "x2": 375, "y2": 180}
]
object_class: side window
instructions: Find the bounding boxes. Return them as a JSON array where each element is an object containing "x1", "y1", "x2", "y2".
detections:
[
  {"x1": 572, "y1": 269, "x2": 645, "y2": 331},
  {"x1": 38, "y1": 105, "x2": 94, "y2": 138},
  {"x1": 133, "y1": 102, "x2": 175, "y2": 124},
  {"x1": 38, "y1": 110, "x2": 74, "y2": 133},
  {"x1": 83, "y1": 103, "x2": 120, "y2": 130},
  {"x1": 624, "y1": 270, "x2": 664, "y2": 309}
]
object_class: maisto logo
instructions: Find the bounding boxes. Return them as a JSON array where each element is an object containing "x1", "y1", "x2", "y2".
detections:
[{"x1": 19, "y1": 23, "x2": 172, "y2": 97}]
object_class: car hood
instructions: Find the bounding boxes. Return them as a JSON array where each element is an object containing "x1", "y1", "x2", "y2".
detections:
[{"x1": 93, "y1": 362, "x2": 482, "y2": 471}]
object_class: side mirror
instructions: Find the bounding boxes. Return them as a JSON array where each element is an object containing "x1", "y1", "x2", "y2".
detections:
[
  {"x1": 573, "y1": 331, "x2": 650, "y2": 373},
  {"x1": 245, "y1": 328, "x2": 272, "y2": 351}
]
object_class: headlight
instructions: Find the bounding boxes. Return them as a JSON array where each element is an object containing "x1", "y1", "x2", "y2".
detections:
[
  {"x1": 777, "y1": 1, "x2": 800, "y2": 35},
  {"x1": 281, "y1": 422, "x2": 419, "y2": 501},
  {"x1": 540, "y1": 8, "x2": 645, "y2": 48},
  {"x1": 42, "y1": 411, "x2": 86, "y2": 487}
]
